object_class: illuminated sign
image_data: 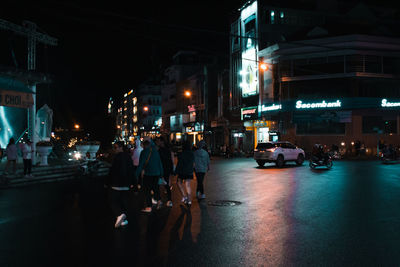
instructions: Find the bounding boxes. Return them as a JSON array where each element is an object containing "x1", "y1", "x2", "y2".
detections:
[
  {"x1": 188, "y1": 105, "x2": 196, "y2": 112},
  {"x1": 296, "y1": 100, "x2": 341, "y2": 109},
  {"x1": 261, "y1": 103, "x2": 281, "y2": 112},
  {"x1": 240, "y1": 1, "x2": 258, "y2": 98},
  {"x1": 381, "y1": 99, "x2": 400, "y2": 107},
  {"x1": 241, "y1": 106, "x2": 258, "y2": 120}
]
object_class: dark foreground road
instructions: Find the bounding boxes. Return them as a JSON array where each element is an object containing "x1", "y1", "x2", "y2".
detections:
[{"x1": 1, "y1": 158, "x2": 400, "y2": 266}]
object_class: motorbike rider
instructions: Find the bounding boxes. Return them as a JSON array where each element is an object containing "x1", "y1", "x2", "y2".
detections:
[{"x1": 312, "y1": 144, "x2": 328, "y2": 163}]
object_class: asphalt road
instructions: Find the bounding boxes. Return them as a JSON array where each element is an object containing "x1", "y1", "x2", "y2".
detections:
[{"x1": 1, "y1": 158, "x2": 400, "y2": 266}]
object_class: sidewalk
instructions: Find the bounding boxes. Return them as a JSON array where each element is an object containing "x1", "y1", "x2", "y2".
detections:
[{"x1": 0, "y1": 157, "x2": 110, "y2": 189}]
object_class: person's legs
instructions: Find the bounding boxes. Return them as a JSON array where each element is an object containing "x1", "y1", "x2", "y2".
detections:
[
  {"x1": 185, "y1": 179, "x2": 192, "y2": 204},
  {"x1": 177, "y1": 177, "x2": 187, "y2": 200},
  {"x1": 27, "y1": 159, "x2": 32, "y2": 175},
  {"x1": 12, "y1": 160, "x2": 16, "y2": 174},
  {"x1": 4, "y1": 160, "x2": 10, "y2": 173},
  {"x1": 151, "y1": 175, "x2": 160, "y2": 201},
  {"x1": 143, "y1": 175, "x2": 153, "y2": 208},
  {"x1": 164, "y1": 175, "x2": 172, "y2": 201},
  {"x1": 23, "y1": 159, "x2": 28, "y2": 175},
  {"x1": 195, "y1": 172, "x2": 205, "y2": 195},
  {"x1": 109, "y1": 189, "x2": 123, "y2": 218}
]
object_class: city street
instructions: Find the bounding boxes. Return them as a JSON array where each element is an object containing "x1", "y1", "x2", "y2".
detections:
[{"x1": 1, "y1": 158, "x2": 400, "y2": 266}]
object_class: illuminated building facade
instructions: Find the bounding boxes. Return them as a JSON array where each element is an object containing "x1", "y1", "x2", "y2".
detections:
[{"x1": 231, "y1": 0, "x2": 400, "y2": 155}]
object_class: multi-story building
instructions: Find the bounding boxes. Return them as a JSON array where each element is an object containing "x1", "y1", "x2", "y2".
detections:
[
  {"x1": 136, "y1": 82, "x2": 162, "y2": 138},
  {"x1": 231, "y1": 0, "x2": 400, "y2": 154},
  {"x1": 116, "y1": 89, "x2": 136, "y2": 142}
]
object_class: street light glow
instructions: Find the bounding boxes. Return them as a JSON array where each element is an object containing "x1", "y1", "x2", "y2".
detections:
[
  {"x1": 184, "y1": 91, "x2": 191, "y2": 97},
  {"x1": 143, "y1": 106, "x2": 149, "y2": 111},
  {"x1": 260, "y1": 63, "x2": 268, "y2": 71},
  {"x1": 74, "y1": 124, "x2": 80, "y2": 129}
]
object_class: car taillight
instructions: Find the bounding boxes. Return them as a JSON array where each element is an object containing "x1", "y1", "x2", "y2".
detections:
[{"x1": 266, "y1": 148, "x2": 276, "y2": 152}]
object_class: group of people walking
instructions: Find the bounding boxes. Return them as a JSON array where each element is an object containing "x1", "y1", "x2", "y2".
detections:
[
  {"x1": 2, "y1": 137, "x2": 34, "y2": 178},
  {"x1": 106, "y1": 136, "x2": 210, "y2": 229}
]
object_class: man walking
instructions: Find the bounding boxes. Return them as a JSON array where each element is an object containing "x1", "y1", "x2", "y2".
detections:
[
  {"x1": 136, "y1": 139, "x2": 163, "y2": 213},
  {"x1": 106, "y1": 141, "x2": 135, "y2": 228},
  {"x1": 194, "y1": 140, "x2": 210, "y2": 199},
  {"x1": 21, "y1": 139, "x2": 34, "y2": 178}
]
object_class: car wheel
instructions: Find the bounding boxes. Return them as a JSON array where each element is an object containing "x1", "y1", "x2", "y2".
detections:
[
  {"x1": 296, "y1": 154, "x2": 304, "y2": 166},
  {"x1": 276, "y1": 155, "x2": 284, "y2": 168},
  {"x1": 256, "y1": 160, "x2": 265, "y2": 167}
]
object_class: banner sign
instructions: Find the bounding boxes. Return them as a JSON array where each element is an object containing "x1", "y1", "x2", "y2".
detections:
[
  {"x1": 0, "y1": 89, "x2": 33, "y2": 108},
  {"x1": 241, "y1": 106, "x2": 258, "y2": 120}
]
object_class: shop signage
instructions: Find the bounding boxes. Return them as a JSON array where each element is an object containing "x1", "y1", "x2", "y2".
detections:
[
  {"x1": 381, "y1": 99, "x2": 400, "y2": 107},
  {"x1": 188, "y1": 105, "x2": 196, "y2": 112},
  {"x1": 296, "y1": 100, "x2": 341, "y2": 109},
  {"x1": 261, "y1": 103, "x2": 282, "y2": 112},
  {"x1": 241, "y1": 106, "x2": 258, "y2": 120},
  {"x1": 0, "y1": 89, "x2": 33, "y2": 108}
]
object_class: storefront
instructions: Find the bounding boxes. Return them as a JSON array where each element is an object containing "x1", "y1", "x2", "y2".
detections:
[{"x1": 184, "y1": 122, "x2": 204, "y2": 146}]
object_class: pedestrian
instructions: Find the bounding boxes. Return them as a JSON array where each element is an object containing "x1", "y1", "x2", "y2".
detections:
[
  {"x1": 131, "y1": 137, "x2": 143, "y2": 191},
  {"x1": 175, "y1": 141, "x2": 194, "y2": 206},
  {"x1": 4, "y1": 138, "x2": 17, "y2": 175},
  {"x1": 155, "y1": 136, "x2": 174, "y2": 208},
  {"x1": 194, "y1": 140, "x2": 210, "y2": 200},
  {"x1": 21, "y1": 139, "x2": 34, "y2": 178},
  {"x1": 136, "y1": 138, "x2": 164, "y2": 213},
  {"x1": 105, "y1": 141, "x2": 135, "y2": 228}
]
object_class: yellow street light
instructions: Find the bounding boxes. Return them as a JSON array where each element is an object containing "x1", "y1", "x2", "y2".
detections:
[
  {"x1": 184, "y1": 90, "x2": 191, "y2": 97},
  {"x1": 74, "y1": 124, "x2": 80, "y2": 129},
  {"x1": 143, "y1": 106, "x2": 149, "y2": 111},
  {"x1": 260, "y1": 63, "x2": 269, "y2": 71}
]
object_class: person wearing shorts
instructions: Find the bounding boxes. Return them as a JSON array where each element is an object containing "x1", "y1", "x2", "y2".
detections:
[{"x1": 175, "y1": 141, "x2": 194, "y2": 206}]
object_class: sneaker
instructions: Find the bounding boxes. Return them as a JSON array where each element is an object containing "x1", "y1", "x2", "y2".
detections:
[
  {"x1": 141, "y1": 207, "x2": 152, "y2": 213},
  {"x1": 199, "y1": 194, "x2": 206, "y2": 199},
  {"x1": 181, "y1": 196, "x2": 188, "y2": 203},
  {"x1": 187, "y1": 201, "x2": 192, "y2": 206},
  {"x1": 152, "y1": 198, "x2": 157, "y2": 205},
  {"x1": 166, "y1": 200, "x2": 173, "y2": 207},
  {"x1": 114, "y1": 213, "x2": 127, "y2": 228},
  {"x1": 121, "y1": 220, "x2": 128, "y2": 226}
]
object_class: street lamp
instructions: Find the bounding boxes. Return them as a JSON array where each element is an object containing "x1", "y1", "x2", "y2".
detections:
[
  {"x1": 143, "y1": 106, "x2": 149, "y2": 112},
  {"x1": 260, "y1": 62, "x2": 269, "y2": 71},
  {"x1": 74, "y1": 124, "x2": 80, "y2": 129},
  {"x1": 184, "y1": 90, "x2": 191, "y2": 97}
]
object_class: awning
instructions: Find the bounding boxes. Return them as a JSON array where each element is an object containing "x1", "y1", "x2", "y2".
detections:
[{"x1": 0, "y1": 76, "x2": 34, "y2": 108}]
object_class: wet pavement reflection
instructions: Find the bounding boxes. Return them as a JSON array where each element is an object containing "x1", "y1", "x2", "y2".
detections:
[{"x1": 1, "y1": 159, "x2": 400, "y2": 266}]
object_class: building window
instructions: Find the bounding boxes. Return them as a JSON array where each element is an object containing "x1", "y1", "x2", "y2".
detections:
[
  {"x1": 296, "y1": 121, "x2": 345, "y2": 135},
  {"x1": 362, "y1": 116, "x2": 397, "y2": 134}
]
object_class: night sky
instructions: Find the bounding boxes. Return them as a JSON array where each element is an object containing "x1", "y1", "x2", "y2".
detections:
[
  {"x1": 0, "y1": 0, "x2": 243, "y2": 142},
  {"x1": 0, "y1": 0, "x2": 398, "y2": 143}
]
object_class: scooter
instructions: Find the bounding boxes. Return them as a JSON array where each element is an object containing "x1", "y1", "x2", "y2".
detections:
[{"x1": 309, "y1": 154, "x2": 333, "y2": 169}]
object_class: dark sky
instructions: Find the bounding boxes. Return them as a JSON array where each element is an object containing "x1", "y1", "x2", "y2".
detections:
[{"x1": 0, "y1": 0, "x2": 243, "y2": 136}]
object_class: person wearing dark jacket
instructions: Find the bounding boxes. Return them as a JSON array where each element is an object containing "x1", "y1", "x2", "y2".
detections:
[
  {"x1": 155, "y1": 136, "x2": 174, "y2": 208},
  {"x1": 135, "y1": 139, "x2": 164, "y2": 213},
  {"x1": 106, "y1": 141, "x2": 135, "y2": 228},
  {"x1": 175, "y1": 141, "x2": 194, "y2": 206}
]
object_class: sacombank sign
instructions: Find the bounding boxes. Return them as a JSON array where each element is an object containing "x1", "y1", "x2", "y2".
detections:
[
  {"x1": 381, "y1": 99, "x2": 400, "y2": 107},
  {"x1": 296, "y1": 100, "x2": 341, "y2": 109}
]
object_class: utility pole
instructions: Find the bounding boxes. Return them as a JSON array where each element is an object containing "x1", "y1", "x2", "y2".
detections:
[{"x1": 0, "y1": 18, "x2": 58, "y2": 164}]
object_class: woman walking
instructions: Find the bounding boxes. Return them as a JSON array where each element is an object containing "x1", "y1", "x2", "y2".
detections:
[
  {"x1": 4, "y1": 138, "x2": 17, "y2": 175},
  {"x1": 194, "y1": 140, "x2": 210, "y2": 199},
  {"x1": 175, "y1": 141, "x2": 194, "y2": 206}
]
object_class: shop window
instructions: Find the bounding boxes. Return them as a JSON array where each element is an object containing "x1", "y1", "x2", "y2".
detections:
[
  {"x1": 296, "y1": 121, "x2": 345, "y2": 135},
  {"x1": 362, "y1": 116, "x2": 382, "y2": 134}
]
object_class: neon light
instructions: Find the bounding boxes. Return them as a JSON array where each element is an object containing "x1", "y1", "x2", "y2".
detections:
[
  {"x1": 261, "y1": 104, "x2": 281, "y2": 112},
  {"x1": 381, "y1": 99, "x2": 400, "y2": 107},
  {"x1": 296, "y1": 100, "x2": 341, "y2": 109},
  {"x1": 241, "y1": 1, "x2": 257, "y2": 20},
  {"x1": 0, "y1": 106, "x2": 13, "y2": 147}
]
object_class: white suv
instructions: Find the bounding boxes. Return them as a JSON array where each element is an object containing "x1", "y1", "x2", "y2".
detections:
[{"x1": 254, "y1": 141, "x2": 305, "y2": 167}]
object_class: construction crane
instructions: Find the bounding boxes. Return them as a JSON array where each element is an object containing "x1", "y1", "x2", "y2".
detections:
[{"x1": 0, "y1": 18, "x2": 58, "y2": 164}]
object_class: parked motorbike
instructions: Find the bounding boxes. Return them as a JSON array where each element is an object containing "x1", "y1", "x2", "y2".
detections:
[{"x1": 309, "y1": 154, "x2": 333, "y2": 169}]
